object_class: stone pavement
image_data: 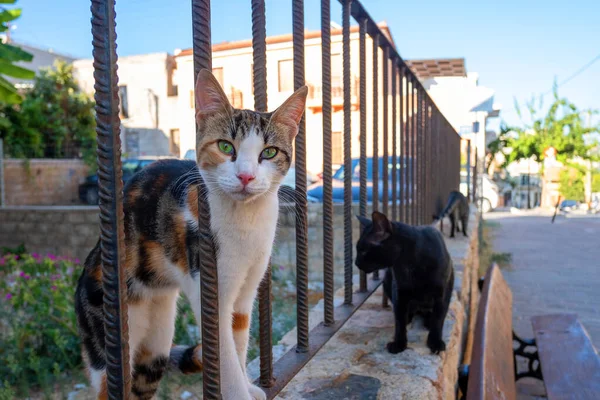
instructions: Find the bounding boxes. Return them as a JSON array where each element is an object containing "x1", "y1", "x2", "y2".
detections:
[{"x1": 484, "y1": 211, "x2": 600, "y2": 349}]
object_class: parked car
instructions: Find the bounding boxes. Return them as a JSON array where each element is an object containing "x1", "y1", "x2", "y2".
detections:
[
  {"x1": 281, "y1": 166, "x2": 321, "y2": 189},
  {"x1": 306, "y1": 157, "x2": 414, "y2": 203},
  {"x1": 79, "y1": 157, "x2": 168, "y2": 205},
  {"x1": 460, "y1": 171, "x2": 499, "y2": 213},
  {"x1": 559, "y1": 199, "x2": 579, "y2": 212}
]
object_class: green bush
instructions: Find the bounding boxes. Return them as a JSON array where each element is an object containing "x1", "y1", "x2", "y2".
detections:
[{"x1": 0, "y1": 253, "x2": 81, "y2": 394}]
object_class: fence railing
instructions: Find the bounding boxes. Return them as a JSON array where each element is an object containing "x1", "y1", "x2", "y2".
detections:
[{"x1": 90, "y1": 0, "x2": 461, "y2": 398}]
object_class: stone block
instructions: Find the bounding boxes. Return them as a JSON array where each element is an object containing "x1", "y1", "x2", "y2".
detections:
[{"x1": 67, "y1": 213, "x2": 85, "y2": 224}]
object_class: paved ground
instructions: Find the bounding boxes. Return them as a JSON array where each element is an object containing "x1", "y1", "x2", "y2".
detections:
[{"x1": 485, "y1": 211, "x2": 600, "y2": 348}]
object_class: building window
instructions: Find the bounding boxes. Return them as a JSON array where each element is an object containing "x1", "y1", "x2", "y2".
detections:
[
  {"x1": 332, "y1": 131, "x2": 343, "y2": 164},
  {"x1": 118, "y1": 86, "x2": 129, "y2": 118},
  {"x1": 278, "y1": 59, "x2": 294, "y2": 92},
  {"x1": 213, "y1": 67, "x2": 224, "y2": 88},
  {"x1": 331, "y1": 54, "x2": 342, "y2": 95},
  {"x1": 169, "y1": 129, "x2": 180, "y2": 156}
]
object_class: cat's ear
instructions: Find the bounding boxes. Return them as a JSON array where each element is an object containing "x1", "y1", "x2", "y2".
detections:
[
  {"x1": 194, "y1": 69, "x2": 232, "y2": 121},
  {"x1": 270, "y1": 86, "x2": 308, "y2": 139},
  {"x1": 371, "y1": 211, "x2": 392, "y2": 238},
  {"x1": 356, "y1": 215, "x2": 371, "y2": 228}
]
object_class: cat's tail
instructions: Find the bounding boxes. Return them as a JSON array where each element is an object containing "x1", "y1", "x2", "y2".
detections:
[
  {"x1": 169, "y1": 344, "x2": 203, "y2": 374},
  {"x1": 433, "y1": 194, "x2": 459, "y2": 222}
]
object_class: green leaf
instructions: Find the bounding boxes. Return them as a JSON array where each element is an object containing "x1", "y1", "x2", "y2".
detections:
[
  {"x1": 0, "y1": 59, "x2": 34, "y2": 79},
  {"x1": 0, "y1": 76, "x2": 21, "y2": 104},
  {"x1": 0, "y1": 43, "x2": 33, "y2": 62},
  {"x1": 0, "y1": 8, "x2": 20, "y2": 23},
  {"x1": 0, "y1": 0, "x2": 17, "y2": 4}
]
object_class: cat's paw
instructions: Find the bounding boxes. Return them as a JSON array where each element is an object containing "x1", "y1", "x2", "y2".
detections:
[
  {"x1": 427, "y1": 336, "x2": 446, "y2": 354},
  {"x1": 248, "y1": 383, "x2": 267, "y2": 400},
  {"x1": 386, "y1": 341, "x2": 407, "y2": 354}
]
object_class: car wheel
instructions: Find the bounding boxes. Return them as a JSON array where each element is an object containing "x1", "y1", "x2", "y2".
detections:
[
  {"x1": 86, "y1": 187, "x2": 99, "y2": 205},
  {"x1": 478, "y1": 197, "x2": 492, "y2": 213}
]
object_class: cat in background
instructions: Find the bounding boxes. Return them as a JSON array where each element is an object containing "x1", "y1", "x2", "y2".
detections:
[
  {"x1": 75, "y1": 69, "x2": 307, "y2": 400},
  {"x1": 434, "y1": 190, "x2": 469, "y2": 238},
  {"x1": 355, "y1": 211, "x2": 454, "y2": 355}
]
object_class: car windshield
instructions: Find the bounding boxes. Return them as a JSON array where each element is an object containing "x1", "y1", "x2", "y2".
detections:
[{"x1": 332, "y1": 158, "x2": 412, "y2": 181}]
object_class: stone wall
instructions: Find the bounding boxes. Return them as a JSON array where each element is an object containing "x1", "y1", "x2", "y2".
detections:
[
  {"x1": 0, "y1": 206, "x2": 99, "y2": 259},
  {"x1": 2, "y1": 159, "x2": 90, "y2": 206}
]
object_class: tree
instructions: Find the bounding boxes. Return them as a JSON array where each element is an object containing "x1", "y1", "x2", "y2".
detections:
[
  {"x1": 0, "y1": 0, "x2": 34, "y2": 104},
  {"x1": 489, "y1": 86, "x2": 599, "y2": 167},
  {"x1": 559, "y1": 167, "x2": 585, "y2": 202},
  {"x1": 0, "y1": 60, "x2": 97, "y2": 167}
]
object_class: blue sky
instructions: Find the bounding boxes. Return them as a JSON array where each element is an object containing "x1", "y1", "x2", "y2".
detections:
[{"x1": 13, "y1": 0, "x2": 600, "y2": 127}]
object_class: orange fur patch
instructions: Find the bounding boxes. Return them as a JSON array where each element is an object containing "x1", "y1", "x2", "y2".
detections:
[
  {"x1": 97, "y1": 375, "x2": 108, "y2": 400},
  {"x1": 186, "y1": 186, "x2": 199, "y2": 220},
  {"x1": 91, "y1": 264, "x2": 103, "y2": 283},
  {"x1": 198, "y1": 142, "x2": 226, "y2": 169},
  {"x1": 192, "y1": 344, "x2": 203, "y2": 372},
  {"x1": 173, "y1": 213, "x2": 189, "y2": 273},
  {"x1": 127, "y1": 186, "x2": 142, "y2": 205},
  {"x1": 232, "y1": 313, "x2": 249, "y2": 331}
]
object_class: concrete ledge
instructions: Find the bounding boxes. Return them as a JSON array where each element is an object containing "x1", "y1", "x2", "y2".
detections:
[{"x1": 265, "y1": 209, "x2": 479, "y2": 399}]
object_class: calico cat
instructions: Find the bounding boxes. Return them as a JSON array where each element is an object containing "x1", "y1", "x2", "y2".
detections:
[
  {"x1": 75, "y1": 70, "x2": 307, "y2": 400},
  {"x1": 355, "y1": 211, "x2": 454, "y2": 354},
  {"x1": 434, "y1": 190, "x2": 469, "y2": 238}
]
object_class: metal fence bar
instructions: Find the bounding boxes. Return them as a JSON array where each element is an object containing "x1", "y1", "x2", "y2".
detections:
[
  {"x1": 400, "y1": 67, "x2": 406, "y2": 222},
  {"x1": 407, "y1": 78, "x2": 413, "y2": 224},
  {"x1": 382, "y1": 47, "x2": 389, "y2": 217},
  {"x1": 191, "y1": 1, "x2": 222, "y2": 398},
  {"x1": 251, "y1": 0, "x2": 274, "y2": 388},
  {"x1": 342, "y1": 0, "x2": 353, "y2": 306},
  {"x1": 90, "y1": 1, "x2": 130, "y2": 398},
  {"x1": 391, "y1": 61, "x2": 397, "y2": 221},
  {"x1": 418, "y1": 87, "x2": 424, "y2": 224},
  {"x1": 321, "y1": 0, "x2": 335, "y2": 323},
  {"x1": 410, "y1": 76, "x2": 419, "y2": 225},
  {"x1": 371, "y1": 32, "x2": 379, "y2": 214},
  {"x1": 358, "y1": 16, "x2": 368, "y2": 293},
  {"x1": 292, "y1": 0, "x2": 310, "y2": 354},
  {"x1": 371, "y1": 32, "x2": 379, "y2": 280},
  {"x1": 466, "y1": 139, "x2": 472, "y2": 202}
]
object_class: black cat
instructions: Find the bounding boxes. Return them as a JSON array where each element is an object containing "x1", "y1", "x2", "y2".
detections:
[
  {"x1": 434, "y1": 190, "x2": 469, "y2": 238},
  {"x1": 356, "y1": 211, "x2": 454, "y2": 354}
]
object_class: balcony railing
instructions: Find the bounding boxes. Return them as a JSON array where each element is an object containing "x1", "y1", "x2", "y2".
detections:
[{"x1": 90, "y1": 0, "x2": 461, "y2": 398}]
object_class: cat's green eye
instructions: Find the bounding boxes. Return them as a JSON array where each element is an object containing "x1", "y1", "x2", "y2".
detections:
[
  {"x1": 261, "y1": 147, "x2": 277, "y2": 160},
  {"x1": 218, "y1": 140, "x2": 234, "y2": 155}
]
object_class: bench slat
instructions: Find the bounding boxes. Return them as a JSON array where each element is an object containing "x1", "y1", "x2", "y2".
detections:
[
  {"x1": 532, "y1": 313, "x2": 600, "y2": 400},
  {"x1": 466, "y1": 264, "x2": 517, "y2": 400}
]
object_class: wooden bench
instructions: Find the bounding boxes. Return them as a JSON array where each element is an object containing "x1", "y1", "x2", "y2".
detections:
[{"x1": 458, "y1": 264, "x2": 600, "y2": 400}]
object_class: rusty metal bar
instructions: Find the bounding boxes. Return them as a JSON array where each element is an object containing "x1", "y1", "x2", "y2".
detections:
[
  {"x1": 382, "y1": 46, "x2": 389, "y2": 217},
  {"x1": 391, "y1": 60, "x2": 397, "y2": 221},
  {"x1": 90, "y1": 0, "x2": 130, "y2": 398},
  {"x1": 417, "y1": 88, "x2": 425, "y2": 225},
  {"x1": 262, "y1": 278, "x2": 381, "y2": 398},
  {"x1": 293, "y1": 0, "x2": 310, "y2": 354},
  {"x1": 251, "y1": 0, "x2": 274, "y2": 388},
  {"x1": 358, "y1": 17, "x2": 368, "y2": 293},
  {"x1": 342, "y1": 0, "x2": 353, "y2": 305},
  {"x1": 400, "y1": 67, "x2": 406, "y2": 222},
  {"x1": 320, "y1": 0, "x2": 335, "y2": 324},
  {"x1": 371, "y1": 32, "x2": 379, "y2": 212},
  {"x1": 191, "y1": 1, "x2": 222, "y2": 398},
  {"x1": 371, "y1": 32, "x2": 379, "y2": 280},
  {"x1": 410, "y1": 76, "x2": 420, "y2": 225},
  {"x1": 406, "y1": 77, "x2": 413, "y2": 224}
]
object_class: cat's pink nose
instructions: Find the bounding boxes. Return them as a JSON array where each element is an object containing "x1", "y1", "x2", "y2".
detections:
[{"x1": 237, "y1": 173, "x2": 255, "y2": 186}]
